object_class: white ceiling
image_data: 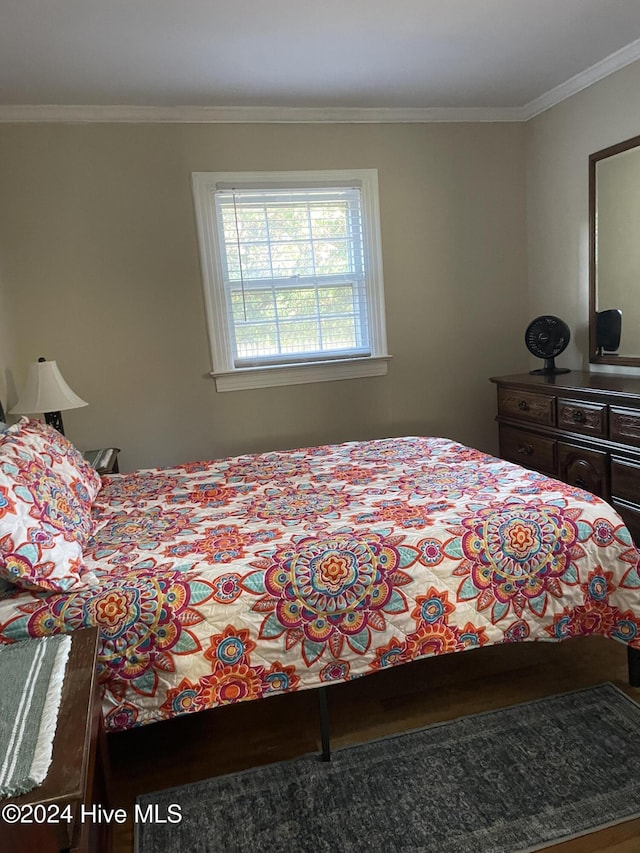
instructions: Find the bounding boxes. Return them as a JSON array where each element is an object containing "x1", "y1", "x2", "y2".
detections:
[{"x1": 2, "y1": 0, "x2": 640, "y2": 121}]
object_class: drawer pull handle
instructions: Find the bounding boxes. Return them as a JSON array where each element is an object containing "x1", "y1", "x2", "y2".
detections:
[
  {"x1": 572, "y1": 410, "x2": 586, "y2": 424},
  {"x1": 574, "y1": 476, "x2": 587, "y2": 488},
  {"x1": 518, "y1": 400, "x2": 529, "y2": 411},
  {"x1": 517, "y1": 443, "x2": 534, "y2": 456}
]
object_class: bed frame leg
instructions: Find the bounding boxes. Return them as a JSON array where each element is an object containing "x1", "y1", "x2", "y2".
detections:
[
  {"x1": 628, "y1": 646, "x2": 640, "y2": 687},
  {"x1": 318, "y1": 687, "x2": 331, "y2": 762}
]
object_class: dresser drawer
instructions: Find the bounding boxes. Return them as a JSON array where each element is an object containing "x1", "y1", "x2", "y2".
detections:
[
  {"x1": 497, "y1": 389, "x2": 556, "y2": 426},
  {"x1": 557, "y1": 398, "x2": 607, "y2": 437},
  {"x1": 611, "y1": 457, "x2": 640, "y2": 504},
  {"x1": 558, "y1": 443, "x2": 608, "y2": 498},
  {"x1": 610, "y1": 407, "x2": 640, "y2": 447},
  {"x1": 499, "y1": 426, "x2": 557, "y2": 476}
]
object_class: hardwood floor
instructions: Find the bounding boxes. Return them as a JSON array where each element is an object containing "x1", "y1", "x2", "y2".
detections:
[{"x1": 108, "y1": 637, "x2": 640, "y2": 852}]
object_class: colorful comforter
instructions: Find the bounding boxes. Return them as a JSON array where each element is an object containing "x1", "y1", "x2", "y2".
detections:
[{"x1": 1, "y1": 437, "x2": 639, "y2": 732}]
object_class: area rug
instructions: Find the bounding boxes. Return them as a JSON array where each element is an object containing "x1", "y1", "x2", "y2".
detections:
[{"x1": 136, "y1": 683, "x2": 640, "y2": 853}]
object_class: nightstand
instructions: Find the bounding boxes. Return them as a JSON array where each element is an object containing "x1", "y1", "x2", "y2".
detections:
[
  {"x1": 1, "y1": 628, "x2": 111, "y2": 853},
  {"x1": 83, "y1": 448, "x2": 120, "y2": 475}
]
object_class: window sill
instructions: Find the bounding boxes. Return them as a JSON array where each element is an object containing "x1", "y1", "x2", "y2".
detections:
[{"x1": 211, "y1": 356, "x2": 391, "y2": 391}]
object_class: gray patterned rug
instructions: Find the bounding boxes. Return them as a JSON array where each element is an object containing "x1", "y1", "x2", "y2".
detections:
[{"x1": 136, "y1": 683, "x2": 640, "y2": 853}]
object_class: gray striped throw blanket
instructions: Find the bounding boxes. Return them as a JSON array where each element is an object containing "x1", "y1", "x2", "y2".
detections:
[{"x1": 0, "y1": 634, "x2": 71, "y2": 798}]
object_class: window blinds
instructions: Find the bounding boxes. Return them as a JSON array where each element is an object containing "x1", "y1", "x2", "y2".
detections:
[{"x1": 214, "y1": 186, "x2": 371, "y2": 367}]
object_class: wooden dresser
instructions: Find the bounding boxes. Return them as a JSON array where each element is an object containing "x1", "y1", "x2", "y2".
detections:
[{"x1": 491, "y1": 372, "x2": 640, "y2": 544}]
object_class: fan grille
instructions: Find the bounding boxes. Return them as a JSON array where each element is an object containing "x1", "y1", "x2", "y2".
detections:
[{"x1": 525, "y1": 316, "x2": 570, "y2": 359}]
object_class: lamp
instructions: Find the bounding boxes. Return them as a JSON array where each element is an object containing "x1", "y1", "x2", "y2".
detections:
[{"x1": 10, "y1": 357, "x2": 88, "y2": 435}]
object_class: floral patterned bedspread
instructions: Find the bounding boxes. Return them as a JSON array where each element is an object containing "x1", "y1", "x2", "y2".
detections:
[{"x1": 1, "y1": 437, "x2": 639, "y2": 732}]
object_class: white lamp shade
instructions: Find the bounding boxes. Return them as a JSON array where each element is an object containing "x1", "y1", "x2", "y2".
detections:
[{"x1": 10, "y1": 360, "x2": 88, "y2": 415}]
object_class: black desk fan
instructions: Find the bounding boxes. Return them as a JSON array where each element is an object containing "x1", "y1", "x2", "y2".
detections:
[{"x1": 525, "y1": 315, "x2": 571, "y2": 375}]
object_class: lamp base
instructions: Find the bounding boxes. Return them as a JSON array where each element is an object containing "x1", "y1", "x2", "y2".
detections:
[{"x1": 44, "y1": 410, "x2": 65, "y2": 435}]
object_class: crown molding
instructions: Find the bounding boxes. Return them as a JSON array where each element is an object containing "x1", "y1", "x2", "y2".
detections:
[
  {"x1": 521, "y1": 36, "x2": 640, "y2": 120},
  {"x1": 0, "y1": 103, "x2": 524, "y2": 124}
]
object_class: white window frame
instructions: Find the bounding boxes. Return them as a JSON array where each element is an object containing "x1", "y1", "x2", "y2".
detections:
[{"x1": 192, "y1": 169, "x2": 390, "y2": 391}]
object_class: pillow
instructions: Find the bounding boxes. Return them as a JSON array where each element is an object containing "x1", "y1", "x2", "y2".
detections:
[
  {"x1": 0, "y1": 435, "x2": 98, "y2": 593},
  {"x1": 3, "y1": 418, "x2": 101, "y2": 505}
]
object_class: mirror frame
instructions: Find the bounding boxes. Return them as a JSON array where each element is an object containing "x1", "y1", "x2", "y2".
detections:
[{"x1": 589, "y1": 132, "x2": 640, "y2": 367}]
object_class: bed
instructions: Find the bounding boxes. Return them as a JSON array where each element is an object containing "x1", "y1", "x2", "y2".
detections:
[{"x1": 1, "y1": 417, "x2": 639, "y2": 734}]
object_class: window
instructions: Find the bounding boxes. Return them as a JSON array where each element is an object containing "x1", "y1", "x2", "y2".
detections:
[{"x1": 192, "y1": 170, "x2": 389, "y2": 391}]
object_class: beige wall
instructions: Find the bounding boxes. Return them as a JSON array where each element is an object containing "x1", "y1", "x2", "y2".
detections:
[
  {"x1": 2, "y1": 60, "x2": 639, "y2": 470},
  {"x1": 0, "y1": 122, "x2": 527, "y2": 469},
  {"x1": 0, "y1": 267, "x2": 13, "y2": 413},
  {"x1": 525, "y1": 59, "x2": 640, "y2": 371}
]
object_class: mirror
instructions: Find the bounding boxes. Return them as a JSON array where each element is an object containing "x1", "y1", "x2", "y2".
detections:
[{"x1": 590, "y1": 133, "x2": 640, "y2": 366}]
